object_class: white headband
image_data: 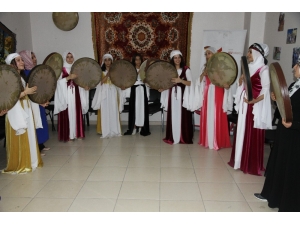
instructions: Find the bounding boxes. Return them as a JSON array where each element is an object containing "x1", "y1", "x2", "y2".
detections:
[
  {"x1": 5, "y1": 53, "x2": 20, "y2": 65},
  {"x1": 102, "y1": 54, "x2": 114, "y2": 66},
  {"x1": 170, "y1": 50, "x2": 182, "y2": 59}
]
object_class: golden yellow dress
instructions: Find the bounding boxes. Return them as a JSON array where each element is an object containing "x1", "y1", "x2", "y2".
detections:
[{"x1": 3, "y1": 96, "x2": 43, "y2": 174}]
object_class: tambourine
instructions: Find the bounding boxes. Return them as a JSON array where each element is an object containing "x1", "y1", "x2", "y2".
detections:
[
  {"x1": 269, "y1": 62, "x2": 293, "y2": 123},
  {"x1": 0, "y1": 65, "x2": 22, "y2": 111}
]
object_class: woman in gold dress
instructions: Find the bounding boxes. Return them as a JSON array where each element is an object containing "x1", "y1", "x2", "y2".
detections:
[{"x1": 2, "y1": 53, "x2": 43, "y2": 174}]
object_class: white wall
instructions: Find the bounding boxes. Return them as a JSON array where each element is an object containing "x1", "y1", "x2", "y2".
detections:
[
  {"x1": 264, "y1": 12, "x2": 300, "y2": 85},
  {"x1": 0, "y1": 12, "x2": 33, "y2": 52}
]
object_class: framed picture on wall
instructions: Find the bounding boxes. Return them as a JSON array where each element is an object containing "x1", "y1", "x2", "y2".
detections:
[
  {"x1": 278, "y1": 12, "x2": 285, "y2": 31},
  {"x1": 0, "y1": 22, "x2": 17, "y2": 62},
  {"x1": 286, "y1": 28, "x2": 297, "y2": 44},
  {"x1": 292, "y1": 47, "x2": 300, "y2": 68},
  {"x1": 273, "y1": 47, "x2": 281, "y2": 60}
]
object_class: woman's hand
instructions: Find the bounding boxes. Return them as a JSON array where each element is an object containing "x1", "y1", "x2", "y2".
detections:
[
  {"x1": 40, "y1": 101, "x2": 50, "y2": 108},
  {"x1": 0, "y1": 109, "x2": 8, "y2": 116},
  {"x1": 67, "y1": 73, "x2": 78, "y2": 81},
  {"x1": 158, "y1": 89, "x2": 164, "y2": 92},
  {"x1": 239, "y1": 74, "x2": 244, "y2": 86},
  {"x1": 271, "y1": 92, "x2": 276, "y2": 101},
  {"x1": 171, "y1": 77, "x2": 182, "y2": 84},
  {"x1": 223, "y1": 83, "x2": 230, "y2": 90},
  {"x1": 84, "y1": 86, "x2": 90, "y2": 91},
  {"x1": 25, "y1": 84, "x2": 37, "y2": 95},
  {"x1": 282, "y1": 118, "x2": 292, "y2": 128},
  {"x1": 244, "y1": 97, "x2": 256, "y2": 104}
]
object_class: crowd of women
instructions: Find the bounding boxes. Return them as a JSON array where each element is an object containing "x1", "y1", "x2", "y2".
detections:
[{"x1": 1, "y1": 42, "x2": 300, "y2": 211}]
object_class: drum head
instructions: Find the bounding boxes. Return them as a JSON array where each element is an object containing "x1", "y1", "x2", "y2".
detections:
[
  {"x1": 110, "y1": 59, "x2": 137, "y2": 89},
  {"x1": 71, "y1": 57, "x2": 102, "y2": 89},
  {"x1": 43, "y1": 52, "x2": 63, "y2": 80},
  {"x1": 269, "y1": 62, "x2": 293, "y2": 123},
  {"x1": 0, "y1": 65, "x2": 22, "y2": 111},
  {"x1": 241, "y1": 56, "x2": 253, "y2": 101},
  {"x1": 206, "y1": 52, "x2": 238, "y2": 88},
  {"x1": 52, "y1": 12, "x2": 79, "y2": 31},
  {"x1": 139, "y1": 58, "x2": 160, "y2": 82},
  {"x1": 145, "y1": 61, "x2": 177, "y2": 90},
  {"x1": 28, "y1": 65, "x2": 57, "y2": 104}
]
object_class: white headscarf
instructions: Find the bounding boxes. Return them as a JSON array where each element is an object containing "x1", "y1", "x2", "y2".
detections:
[
  {"x1": 204, "y1": 46, "x2": 216, "y2": 54},
  {"x1": 5, "y1": 53, "x2": 20, "y2": 65},
  {"x1": 62, "y1": 50, "x2": 75, "y2": 70},
  {"x1": 248, "y1": 43, "x2": 269, "y2": 76},
  {"x1": 170, "y1": 50, "x2": 182, "y2": 59},
  {"x1": 101, "y1": 54, "x2": 113, "y2": 66}
]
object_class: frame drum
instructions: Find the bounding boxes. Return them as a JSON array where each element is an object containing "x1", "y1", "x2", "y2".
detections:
[
  {"x1": 43, "y1": 52, "x2": 63, "y2": 80},
  {"x1": 144, "y1": 61, "x2": 177, "y2": 90},
  {"x1": 269, "y1": 62, "x2": 293, "y2": 123},
  {"x1": 0, "y1": 65, "x2": 22, "y2": 111},
  {"x1": 28, "y1": 64, "x2": 57, "y2": 104}
]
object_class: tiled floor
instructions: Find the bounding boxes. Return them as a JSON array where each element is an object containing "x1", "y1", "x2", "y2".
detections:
[{"x1": 0, "y1": 125, "x2": 278, "y2": 212}]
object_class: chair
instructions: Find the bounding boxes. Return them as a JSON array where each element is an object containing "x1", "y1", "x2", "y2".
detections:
[
  {"x1": 0, "y1": 114, "x2": 6, "y2": 147},
  {"x1": 227, "y1": 104, "x2": 238, "y2": 135},
  {"x1": 148, "y1": 89, "x2": 164, "y2": 131},
  {"x1": 45, "y1": 95, "x2": 56, "y2": 131}
]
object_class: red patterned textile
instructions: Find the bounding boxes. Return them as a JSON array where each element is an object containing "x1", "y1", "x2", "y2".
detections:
[{"x1": 92, "y1": 13, "x2": 191, "y2": 63}]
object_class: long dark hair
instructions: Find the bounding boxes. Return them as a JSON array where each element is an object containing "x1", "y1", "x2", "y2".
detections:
[
  {"x1": 101, "y1": 58, "x2": 113, "y2": 71},
  {"x1": 11, "y1": 58, "x2": 28, "y2": 85},
  {"x1": 170, "y1": 54, "x2": 185, "y2": 68},
  {"x1": 131, "y1": 53, "x2": 143, "y2": 68}
]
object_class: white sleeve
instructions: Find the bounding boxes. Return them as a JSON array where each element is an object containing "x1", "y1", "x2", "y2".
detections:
[
  {"x1": 182, "y1": 68, "x2": 194, "y2": 111},
  {"x1": 54, "y1": 73, "x2": 68, "y2": 115},
  {"x1": 160, "y1": 89, "x2": 169, "y2": 111},
  {"x1": 7, "y1": 101, "x2": 28, "y2": 135},
  {"x1": 253, "y1": 66, "x2": 272, "y2": 129},
  {"x1": 30, "y1": 101, "x2": 43, "y2": 129},
  {"x1": 78, "y1": 87, "x2": 89, "y2": 114}
]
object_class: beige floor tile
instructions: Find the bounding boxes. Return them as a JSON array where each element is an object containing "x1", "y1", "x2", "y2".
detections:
[
  {"x1": 188, "y1": 147, "x2": 220, "y2": 158},
  {"x1": 44, "y1": 146, "x2": 78, "y2": 156},
  {"x1": 106, "y1": 140, "x2": 135, "y2": 148},
  {"x1": 73, "y1": 146, "x2": 105, "y2": 155},
  {"x1": 87, "y1": 167, "x2": 127, "y2": 181},
  {"x1": 22, "y1": 198, "x2": 74, "y2": 212},
  {"x1": 102, "y1": 147, "x2": 133, "y2": 156},
  {"x1": 192, "y1": 157, "x2": 227, "y2": 169},
  {"x1": 195, "y1": 168, "x2": 235, "y2": 183},
  {"x1": 124, "y1": 167, "x2": 160, "y2": 182},
  {"x1": 114, "y1": 199, "x2": 159, "y2": 212},
  {"x1": 77, "y1": 181, "x2": 122, "y2": 199},
  {"x1": 160, "y1": 182, "x2": 201, "y2": 200},
  {"x1": 161, "y1": 168, "x2": 197, "y2": 182},
  {"x1": 247, "y1": 202, "x2": 278, "y2": 212},
  {"x1": 160, "y1": 200, "x2": 205, "y2": 212},
  {"x1": 237, "y1": 183, "x2": 265, "y2": 202},
  {"x1": 0, "y1": 179, "x2": 48, "y2": 197},
  {"x1": 217, "y1": 148, "x2": 232, "y2": 160},
  {"x1": 161, "y1": 156, "x2": 193, "y2": 168},
  {"x1": 131, "y1": 147, "x2": 161, "y2": 156},
  {"x1": 199, "y1": 183, "x2": 245, "y2": 201},
  {"x1": 230, "y1": 170, "x2": 266, "y2": 183},
  {"x1": 41, "y1": 155, "x2": 71, "y2": 167},
  {"x1": 161, "y1": 143, "x2": 189, "y2": 150},
  {"x1": 135, "y1": 140, "x2": 161, "y2": 147},
  {"x1": 36, "y1": 180, "x2": 85, "y2": 198},
  {"x1": 51, "y1": 166, "x2": 94, "y2": 181},
  {"x1": 13, "y1": 167, "x2": 61, "y2": 181},
  {"x1": 203, "y1": 201, "x2": 252, "y2": 212},
  {"x1": 95, "y1": 155, "x2": 130, "y2": 167},
  {"x1": 128, "y1": 156, "x2": 161, "y2": 168},
  {"x1": 0, "y1": 179, "x2": 13, "y2": 190},
  {"x1": 0, "y1": 173, "x2": 16, "y2": 181},
  {"x1": 0, "y1": 197, "x2": 32, "y2": 212},
  {"x1": 118, "y1": 181, "x2": 159, "y2": 200},
  {"x1": 160, "y1": 147, "x2": 190, "y2": 158},
  {"x1": 64, "y1": 154, "x2": 101, "y2": 167},
  {"x1": 69, "y1": 198, "x2": 116, "y2": 212}
]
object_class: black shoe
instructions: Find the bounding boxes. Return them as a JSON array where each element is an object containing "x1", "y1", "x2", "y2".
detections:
[
  {"x1": 254, "y1": 193, "x2": 267, "y2": 202},
  {"x1": 124, "y1": 130, "x2": 132, "y2": 135}
]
